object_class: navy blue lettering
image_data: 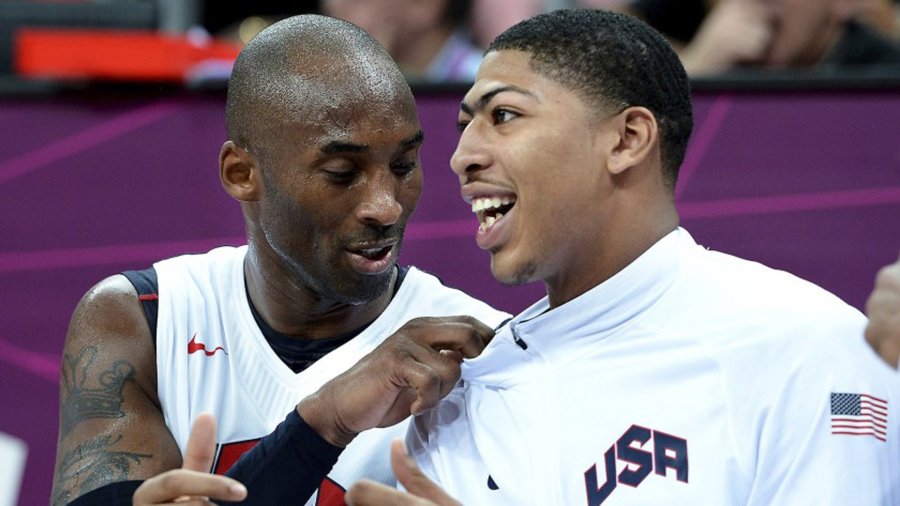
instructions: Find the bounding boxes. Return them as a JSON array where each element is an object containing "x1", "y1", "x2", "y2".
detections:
[
  {"x1": 584, "y1": 445, "x2": 617, "y2": 506},
  {"x1": 653, "y1": 430, "x2": 689, "y2": 483},
  {"x1": 616, "y1": 425, "x2": 653, "y2": 488},
  {"x1": 584, "y1": 426, "x2": 689, "y2": 504}
]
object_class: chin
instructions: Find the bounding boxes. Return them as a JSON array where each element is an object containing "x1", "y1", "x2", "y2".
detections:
[
  {"x1": 330, "y1": 269, "x2": 395, "y2": 305},
  {"x1": 490, "y1": 258, "x2": 539, "y2": 287}
]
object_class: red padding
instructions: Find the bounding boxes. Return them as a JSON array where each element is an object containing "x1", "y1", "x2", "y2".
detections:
[{"x1": 14, "y1": 28, "x2": 241, "y2": 82}]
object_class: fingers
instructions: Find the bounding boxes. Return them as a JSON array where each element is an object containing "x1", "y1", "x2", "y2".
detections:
[
  {"x1": 390, "y1": 440, "x2": 460, "y2": 506},
  {"x1": 344, "y1": 440, "x2": 461, "y2": 506},
  {"x1": 132, "y1": 414, "x2": 247, "y2": 505},
  {"x1": 299, "y1": 316, "x2": 496, "y2": 444},
  {"x1": 397, "y1": 358, "x2": 454, "y2": 416},
  {"x1": 865, "y1": 326, "x2": 900, "y2": 369},
  {"x1": 404, "y1": 316, "x2": 495, "y2": 359},
  {"x1": 389, "y1": 317, "x2": 495, "y2": 414},
  {"x1": 182, "y1": 413, "x2": 217, "y2": 472},
  {"x1": 346, "y1": 479, "x2": 434, "y2": 506},
  {"x1": 132, "y1": 469, "x2": 247, "y2": 504},
  {"x1": 864, "y1": 258, "x2": 900, "y2": 368}
]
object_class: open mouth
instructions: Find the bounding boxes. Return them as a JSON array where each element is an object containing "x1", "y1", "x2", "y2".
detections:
[
  {"x1": 352, "y1": 244, "x2": 393, "y2": 261},
  {"x1": 472, "y1": 195, "x2": 516, "y2": 232},
  {"x1": 346, "y1": 242, "x2": 396, "y2": 275}
]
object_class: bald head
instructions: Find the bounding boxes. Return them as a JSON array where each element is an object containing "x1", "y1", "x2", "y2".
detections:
[{"x1": 225, "y1": 15, "x2": 413, "y2": 156}]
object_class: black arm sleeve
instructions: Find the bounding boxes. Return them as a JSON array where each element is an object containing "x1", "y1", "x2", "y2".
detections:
[
  {"x1": 222, "y1": 409, "x2": 344, "y2": 504},
  {"x1": 65, "y1": 481, "x2": 143, "y2": 505}
]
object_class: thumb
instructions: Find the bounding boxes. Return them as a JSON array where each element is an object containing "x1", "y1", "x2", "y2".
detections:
[
  {"x1": 391, "y1": 439, "x2": 460, "y2": 506},
  {"x1": 182, "y1": 412, "x2": 218, "y2": 472}
]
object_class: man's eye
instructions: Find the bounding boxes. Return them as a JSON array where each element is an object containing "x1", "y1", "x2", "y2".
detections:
[
  {"x1": 493, "y1": 109, "x2": 518, "y2": 124},
  {"x1": 391, "y1": 161, "x2": 418, "y2": 175},
  {"x1": 456, "y1": 120, "x2": 470, "y2": 133},
  {"x1": 324, "y1": 170, "x2": 356, "y2": 183}
]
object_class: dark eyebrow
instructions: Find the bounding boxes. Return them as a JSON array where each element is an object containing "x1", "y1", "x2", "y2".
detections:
[
  {"x1": 321, "y1": 141, "x2": 367, "y2": 155},
  {"x1": 401, "y1": 130, "x2": 425, "y2": 149},
  {"x1": 320, "y1": 130, "x2": 424, "y2": 155},
  {"x1": 459, "y1": 85, "x2": 536, "y2": 116}
]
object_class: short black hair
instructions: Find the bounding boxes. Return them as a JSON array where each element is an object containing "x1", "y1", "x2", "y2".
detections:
[
  {"x1": 488, "y1": 9, "x2": 693, "y2": 189},
  {"x1": 225, "y1": 15, "x2": 409, "y2": 157}
]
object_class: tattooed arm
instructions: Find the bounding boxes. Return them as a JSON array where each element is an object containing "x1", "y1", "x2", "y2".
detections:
[{"x1": 51, "y1": 275, "x2": 181, "y2": 505}]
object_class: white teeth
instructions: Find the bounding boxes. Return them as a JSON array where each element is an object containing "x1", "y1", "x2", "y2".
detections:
[
  {"x1": 484, "y1": 216, "x2": 496, "y2": 228},
  {"x1": 470, "y1": 196, "x2": 516, "y2": 214}
]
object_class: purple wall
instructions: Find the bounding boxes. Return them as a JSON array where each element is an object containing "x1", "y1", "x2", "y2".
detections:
[{"x1": 1, "y1": 88, "x2": 899, "y2": 504}]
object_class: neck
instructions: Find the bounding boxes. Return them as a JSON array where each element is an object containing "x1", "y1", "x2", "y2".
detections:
[
  {"x1": 545, "y1": 192, "x2": 679, "y2": 308},
  {"x1": 243, "y1": 243, "x2": 396, "y2": 340}
]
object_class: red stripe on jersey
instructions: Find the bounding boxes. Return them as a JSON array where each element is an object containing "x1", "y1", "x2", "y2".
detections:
[{"x1": 138, "y1": 294, "x2": 159, "y2": 301}]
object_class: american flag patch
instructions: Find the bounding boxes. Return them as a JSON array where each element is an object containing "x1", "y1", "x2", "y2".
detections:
[{"x1": 830, "y1": 392, "x2": 888, "y2": 442}]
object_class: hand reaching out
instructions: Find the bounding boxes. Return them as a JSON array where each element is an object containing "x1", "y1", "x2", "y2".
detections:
[
  {"x1": 299, "y1": 316, "x2": 494, "y2": 447},
  {"x1": 132, "y1": 414, "x2": 247, "y2": 505},
  {"x1": 865, "y1": 254, "x2": 900, "y2": 369},
  {"x1": 345, "y1": 440, "x2": 460, "y2": 506}
]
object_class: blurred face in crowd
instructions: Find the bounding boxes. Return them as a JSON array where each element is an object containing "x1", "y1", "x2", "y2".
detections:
[
  {"x1": 321, "y1": 0, "x2": 448, "y2": 55},
  {"x1": 753, "y1": 0, "x2": 849, "y2": 66}
]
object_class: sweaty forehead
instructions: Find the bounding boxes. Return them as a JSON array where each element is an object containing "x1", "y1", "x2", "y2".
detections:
[{"x1": 255, "y1": 57, "x2": 418, "y2": 143}]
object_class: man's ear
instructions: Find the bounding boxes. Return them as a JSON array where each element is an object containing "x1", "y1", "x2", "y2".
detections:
[
  {"x1": 606, "y1": 106, "x2": 658, "y2": 176},
  {"x1": 220, "y1": 141, "x2": 261, "y2": 201}
]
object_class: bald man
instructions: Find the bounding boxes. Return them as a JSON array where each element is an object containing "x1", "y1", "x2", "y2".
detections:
[{"x1": 51, "y1": 15, "x2": 506, "y2": 505}]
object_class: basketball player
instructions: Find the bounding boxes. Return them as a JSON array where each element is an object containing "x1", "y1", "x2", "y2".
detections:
[
  {"x1": 345, "y1": 9, "x2": 900, "y2": 505},
  {"x1": 51, "y1": 15, "x2": 507, "y2": 505},
  {"x1": 867, "y1": 254, "x2": 900, "y2": 369}
]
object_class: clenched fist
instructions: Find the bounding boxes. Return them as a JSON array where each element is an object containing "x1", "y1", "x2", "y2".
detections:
[{"x1": 298, "y1": 316, "x2": 494, "y2": 447}]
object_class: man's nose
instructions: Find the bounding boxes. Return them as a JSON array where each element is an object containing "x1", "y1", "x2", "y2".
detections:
[
  {"x1": 356, "y1": 171, "x2": 402, "y2": 227},
  {"x1": 450, "y1": 123, "x2": 492, "y2": 180}
]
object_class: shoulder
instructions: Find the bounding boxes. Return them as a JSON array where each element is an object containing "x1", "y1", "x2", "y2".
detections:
[
  {"x1": 154, "y1": 245, "x2": 246, "y2": 274},
  {"x1": 154, "y1": 246, "x2": 246, "y2": 296},
  {"x1": 65, "y1": 274, "x2": 157, "y2": 390},
  {"x1": 661, "y1": 242, "x2": 876, "y2": 385},
  {"x1": 676, "y1": 243, "x2": 863, "y2": 329},
  {"x1": 401, "y1": 267, "x2": 511, "y2": 326},
  {"x1": 71, "y1": 274, "x2": 146, "y2": 331}
]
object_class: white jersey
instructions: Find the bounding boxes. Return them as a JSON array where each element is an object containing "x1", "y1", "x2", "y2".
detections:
[
  {"x1": 409, "y1": 229, "x2": 900, "y2": 505},
  {"x1": 153, "y1": 246, "x2": 509, "y2": 506}
]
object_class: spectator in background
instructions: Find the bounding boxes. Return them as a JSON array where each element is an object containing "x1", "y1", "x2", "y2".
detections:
[
  {"x1": 469, "y1": 0, "x2": 546, "y2": 48},
  {"x1": 624, "y1": 0, "x2": 900, "y2": 76},
  {"x1": 321, "y1": 0, "x2": 482, "y2": 83},
  {"x1": 469, "y1": 0, "x2": 640, "y2": 49},
  {"x1": 198, "y1": 0, "x2": 318, "y2": 44}
]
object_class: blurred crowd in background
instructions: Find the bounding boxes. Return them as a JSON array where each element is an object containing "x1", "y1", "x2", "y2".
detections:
[
  {"x1": 1, "y1": 0, "x2": 899, "y2": 86},
  {"x1": 196, "y1": 0, "x2": 900, "y2": 81}
]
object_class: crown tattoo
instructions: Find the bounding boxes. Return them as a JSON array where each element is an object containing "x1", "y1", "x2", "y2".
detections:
[{"x1": 60, "y1": 346, "x2": 135, "y2": 435}]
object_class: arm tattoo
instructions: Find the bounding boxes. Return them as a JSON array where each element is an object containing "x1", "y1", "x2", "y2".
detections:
[
  {"x1": 52, "y1": 434, "x2": 151, "y2": 505},
  {"x1": 60, "y1": 346, "x2": 135, "y2": 436}
]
